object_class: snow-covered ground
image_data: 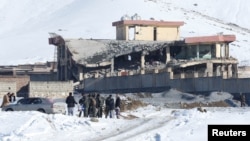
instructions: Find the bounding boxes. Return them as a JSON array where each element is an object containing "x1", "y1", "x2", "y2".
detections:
[
  {"x1": 0, "y1": 0, "x2": 250, "y2": 66},
  {"x1": 0, "y1": 90, "x2": 249, "y2": 141}
]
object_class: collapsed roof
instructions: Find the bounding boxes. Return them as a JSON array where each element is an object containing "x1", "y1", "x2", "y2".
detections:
[
  {"x1": 65, "y1": 39, "x2": 177, "y2": 67},
  {"x1": 49, "y1": 34, "x2": 236, "y2": 68}
]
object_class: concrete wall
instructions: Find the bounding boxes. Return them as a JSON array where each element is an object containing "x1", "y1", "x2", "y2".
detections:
[
  {"x1": 116, "y1": 25, "x2": 180, "y2": 41},
  {"x1": 157, "y1": 27, "x2": 179, "y2": 41},
  {"x1": 0, "y1": 75, "x2": 30, "y2": 97},
  {"x1": 135, "y1": 26, "x2": 154, "y2": 41},
  {"x1": 1, "y1": 79, "x2": 74, "y2": 99},
  {"x1": 29, "y1": 81, "x2": 74, "y2": 99},
  {"x1": 84, "y1": 73, "x2": 171, "y2": 93},
  {"x1": 83, "y1": 72, "x2": 250, "y2": 95},
  {"x1": 116, "y1": 26, "x2": 127, "y2": 40},
  {"x1": 83, "y1": 73, "x2": 250, "y2": 105}
]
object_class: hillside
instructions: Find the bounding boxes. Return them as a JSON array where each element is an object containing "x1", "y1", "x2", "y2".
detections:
[{"x1": 0, "y1": 0, "x2": 250, "y2": 66}]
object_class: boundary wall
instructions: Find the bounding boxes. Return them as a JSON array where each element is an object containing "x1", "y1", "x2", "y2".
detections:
[
  {"x1": 83, "y1": 72, "x2": 250, "y2": 104},
  {"x1": 29, "y1": 81, "x2": 74, "y2": 99}
]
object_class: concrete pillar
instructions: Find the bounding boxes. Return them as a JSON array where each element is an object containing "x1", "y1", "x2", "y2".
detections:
[
  {"x1": 63, "y1": 46, "x2": 68, "y2": 80},
  {"x1": 78, "y1": 67, "x2": 83, "y2": 81},
  {"x1": 166, "y1": 47, "x2": 170, "y2": 64},
  {"x1": 227, "y1": 64, "x2": 232, "y2": 78},
  {"x1": 141, "y1": 55, "x2": 145, "y2": 69},
  {"x1": 140, "y1": 69, "x2": 145, "y2": 74},
  {"x1": 228, "y1": 64, "x2": 232, "y2": 71},
  {"x1": 180, "y1": 73, "x2": 185, "y2": 79},
  {"x1": 169, "y1": 72, "x2": 173, "y2": 79},
  {"x1": 193, "y1": 72, "x2": 198, "y2": 78},
  {"x1": 196, "y1": 45, "x2": 200, "y2": 59},
  {"x1": 79, "y1": 72, "x2": 83, "y2": 80},
  {"x1": 105, "y1": 73, "x2": 111, "y2": 77},
  {"x1": 215, "y1": 43, "x2": 221, "y2": 58},
  {"x1": 233, "y1": 64, "x2": 238, "y2": 78},
  {"x1": 207, "y1": 72, "x2": 213, "y2": 77},
  {"x1": 125, "y1": 26, "x2": 129, "y2": 40},
  {"x1": 222, "y1": 71, "x2": 227, "y2": 79},
  {"x1": 167, "y1": 67, "x2": 172, "y2": 72},
  {"x1": 154, "y1": 69, "x2": 159, "y2": 74},
  {"x1": 206, "y1": 62, "x2": 213, "y2": 77},
  {"x1": 216, "y1": 66, "x2": 221, "y2": 76},
  {"x1": 221, "y1": 65, "x2": 225, "y2": 71},
  {"x1": 129, "y1": 71, "x2": 134, "y2": 75},
  {"x1": 225, "y1": 44, "x2": 229, "y2": 58},
  {"x1": 118, "y1": 72, "x2": 121, "y2": 76},
  {"x1": 94, "y1": 73, "x2": 99, "y2": 78},
  {"x1": 228, "y1": 71, "x2": 232, "y2": 78},
  {"x1": 111, "y1": 58, "x2": 114, "y2": 75}
]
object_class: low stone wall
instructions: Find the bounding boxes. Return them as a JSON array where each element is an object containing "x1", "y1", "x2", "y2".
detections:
[
  {"x1": 0, "y1": 75, "x2": 29, "y2": 97},
  {"x1": 29, "y1": 81, "x2": 74, "y2": 99},
  {"x1": 0, "y1": 78, "x2": 74, "y2": 99}
]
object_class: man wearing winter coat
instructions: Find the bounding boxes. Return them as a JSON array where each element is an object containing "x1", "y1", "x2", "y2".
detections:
[
  {"x1": 96, "y1": 93, "x2": 104, "y2": 118},
  {"x1": 78, "y1": 93, "x2": 86, "y2": 117},
  {"x1": 66, "y1": 92, "x2": 77, "y2": 116},
  {"x1": 0, "y1": 93, "x2": 10, "y2": 108},
  {"x1": 84, "y1": 94, "x2": 91, "y2": 117},
  {"x1": 240, "y1": 93, "x2": 246, "y2": 107},
  {"x1": 115, "y1": 94, "x2": 121, "y2": 119},
  {"x1": 105, "y1": 94, "x2": 115, "y2": 118},
  {"x1": 109, "y1": 95, "x2": 115, "y2": 118},
  {"x1": 89, "y1": 94, "x2": 97, "y2": 117},
  {"x1": 105, "y1": 95, "x2": 111, "y2": 118}
]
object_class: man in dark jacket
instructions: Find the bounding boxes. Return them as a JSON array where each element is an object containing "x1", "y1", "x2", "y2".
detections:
[
  {"x1": 96, "y1": 93, "x2": 104, "y2": 118},
  {"x1": 240, "y1": 93, "x2": 246, "y2": 107},
  {"x1": 78, "y1": 93, "x2": 86, "y2": 117},
  {"x1": 115, "y1": 94, "x2": 121, "y2": 119},
  {"x1": 8, "y1": 93, "x2": 16, "y2": 103},
  {"x1": 66, "y1": 92, "x2": 77, "y2": 116},
  {"x1": 109, "y1": 95, "x2": 115, "y2": 118},
  {"x1": 105, "y1": 95, "x2": 111, "y2": 118},
  {"x1": 89, "y1": 94, "x2": 97, "y2": 117},
  {"x1": 84, "y1": 94, "x2": 91, "y2": 117}
]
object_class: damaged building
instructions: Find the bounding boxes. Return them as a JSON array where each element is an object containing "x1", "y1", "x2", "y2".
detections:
[{"x1": 49, "y1": 15, "x2": 238, "y2": 92}]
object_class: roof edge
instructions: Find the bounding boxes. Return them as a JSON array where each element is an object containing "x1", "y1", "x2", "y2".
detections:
[
  {"x1": 112, "y1": 20, "x2": 184, "y2": 27},
  {"x1": 185, "y1": 35, "x2": 236, "y2": 44}
]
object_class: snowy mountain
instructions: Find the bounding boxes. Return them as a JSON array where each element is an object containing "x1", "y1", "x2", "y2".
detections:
[{"x1": 1, "y1": 0, "x2": 250, "y2": 66}]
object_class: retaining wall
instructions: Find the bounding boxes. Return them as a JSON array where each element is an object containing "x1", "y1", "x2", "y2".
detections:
[
  {"x1": 0, "y1": 75, "x2": 29, "y2": 97},
  {"x1": 83, "y1": 72, "x2": 250, "y2": 104},
  {"x1": 29, "y1": 81, "x2": 74, "y2": 99}
]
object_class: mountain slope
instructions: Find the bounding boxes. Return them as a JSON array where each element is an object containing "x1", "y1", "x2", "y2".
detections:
[{"x1": 0, "y1": 0, "x2": 250, "y2": 66}]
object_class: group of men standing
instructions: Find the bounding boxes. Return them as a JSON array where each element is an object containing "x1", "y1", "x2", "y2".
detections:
[
  {"x1": 78, "y1": 93, "x2": 104, "y2": 118},
  {"x1": 65, "y1": 92, "x2": 121, "y2": 118}
]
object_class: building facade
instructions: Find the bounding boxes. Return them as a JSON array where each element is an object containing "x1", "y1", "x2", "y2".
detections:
[
  {"x1": 48, "y1": 16, "x2": 239, "y2": 93},
  {"x1": 112, "y1": 19, "x2": 184, "y2": 41}
]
